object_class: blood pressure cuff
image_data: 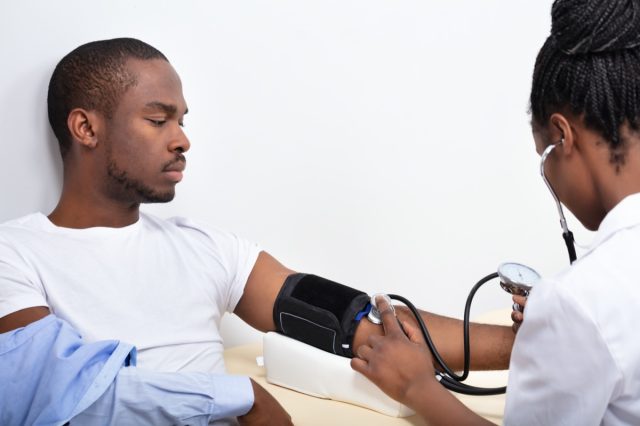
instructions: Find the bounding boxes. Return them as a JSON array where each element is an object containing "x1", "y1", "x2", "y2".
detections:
[{"x1": 273, "y1": 273, "x2": 370, "y2": 358}]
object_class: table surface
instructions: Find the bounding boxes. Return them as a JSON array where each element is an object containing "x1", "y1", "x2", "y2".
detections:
[{"x1": 224, "y1": 340, "x2": 507, "y2": 425}]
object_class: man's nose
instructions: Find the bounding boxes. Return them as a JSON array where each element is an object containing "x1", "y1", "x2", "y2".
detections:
[{"x1": 169, "y1": 125, "x2": 190, "y2": 154}]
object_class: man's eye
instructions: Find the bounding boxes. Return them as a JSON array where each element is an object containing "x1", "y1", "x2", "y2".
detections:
[{"x1": 147, "y1": 119, "x2": 166, "y2": 126}]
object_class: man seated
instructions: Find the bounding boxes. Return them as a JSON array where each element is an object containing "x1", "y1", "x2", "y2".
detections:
[{"x1": 0, "y1": 37, "x2": 517, "y2": 425}]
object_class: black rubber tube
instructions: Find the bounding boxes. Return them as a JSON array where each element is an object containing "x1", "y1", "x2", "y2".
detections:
[{"x1": 388, "y1": 272, "x2": 507, "y2": 396}]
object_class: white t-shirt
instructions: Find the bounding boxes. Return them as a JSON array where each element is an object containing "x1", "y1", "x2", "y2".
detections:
[
  {"x1": 504, "y1": 193, "x2": 640, "y2": 425},
  {"x1": 0, "y1": 212, "x2": 261, "y2": 374}
]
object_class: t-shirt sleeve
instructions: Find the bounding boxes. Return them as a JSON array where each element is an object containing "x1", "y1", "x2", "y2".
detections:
[
  {"x1": 218, "y1": 229, "x2": 262, "y2": 313},
  {"x1": 503, "y1": 281, "x2": 621, "y2": 424},
  {"x1": 0, "y1": 236, "x2": 48, "y2": 318},
  {"x1": 169, "y1": 217, "x2": 261, "y2": 314}
]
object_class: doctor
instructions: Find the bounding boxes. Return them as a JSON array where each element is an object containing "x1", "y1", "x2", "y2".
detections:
[{"x1": 351, "y1": 0, "x2": 640, "y2": 424}]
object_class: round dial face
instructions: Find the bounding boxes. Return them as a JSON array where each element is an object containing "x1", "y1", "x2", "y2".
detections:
[{"x1": 497, "y1": 262, "x2": 541, "y2": 294}]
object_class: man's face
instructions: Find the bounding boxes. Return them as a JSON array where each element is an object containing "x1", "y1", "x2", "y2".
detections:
[{"x1": 99, "y1": 58, "x2": 190, "y2": 204}]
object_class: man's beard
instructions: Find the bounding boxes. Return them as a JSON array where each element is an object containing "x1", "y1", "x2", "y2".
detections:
[{"x1": 106, "y1": 156, "x2": 175, "y2": 204}]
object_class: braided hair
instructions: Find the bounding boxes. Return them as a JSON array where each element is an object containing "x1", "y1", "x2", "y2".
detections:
[
  {"x1": 47, "y1": 38, "x2": 168, "y2": 158},
  {"x1": 530, "y1": 0, "x2": 640, "y2": 163}
]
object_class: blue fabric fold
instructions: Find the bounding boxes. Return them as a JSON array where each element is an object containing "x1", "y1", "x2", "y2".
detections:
[{"x1": 0, "y1": 315, "x2": 134, "y2": 426}]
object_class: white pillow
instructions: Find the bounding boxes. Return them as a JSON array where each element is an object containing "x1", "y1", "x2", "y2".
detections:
[{"x1": 263, "y1": 332, "x2": 415, "y2": 417}]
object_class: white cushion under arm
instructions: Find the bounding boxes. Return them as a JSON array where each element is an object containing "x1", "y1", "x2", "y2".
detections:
[{"x1": 263, "y1": 332, "x2": 415, "y2": 417}]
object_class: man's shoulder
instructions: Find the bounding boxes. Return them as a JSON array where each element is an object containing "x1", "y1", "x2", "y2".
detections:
[
  {"x1": 140, "y1": 212, "x2": 211, "y2": 235},
  {"x1": 140, "y1": 213, "x2": 259, "y2": 259},
  {"x1": 0, "y1": 213, "x2": 47, "y2": 236},
  {"x1": 0, "y1": 213, "x2": 49, "y2": 264},
  {"x1": 140, "y1": 212, "x2": 238, "y2": 246}
]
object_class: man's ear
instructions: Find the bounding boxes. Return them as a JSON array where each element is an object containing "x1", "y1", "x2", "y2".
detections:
[
  {"x1": 67, "y1": 108, "x2": 101, "y2": 149},
  {"x1": 548, "y1": 113, "x2": 576, "y2": 155}
]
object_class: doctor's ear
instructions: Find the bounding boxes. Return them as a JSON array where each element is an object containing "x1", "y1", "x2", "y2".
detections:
[
  {"x1": 548, "y1": 113, "x2": 576, "y2": 154},
  {"x1": 67, "y1": 108, "x2": 101, "y2": 150}
]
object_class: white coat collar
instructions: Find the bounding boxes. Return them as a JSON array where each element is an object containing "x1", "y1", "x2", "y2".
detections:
[{"x1": 588, "y1": 192, "x2": 640, "y2": 252}]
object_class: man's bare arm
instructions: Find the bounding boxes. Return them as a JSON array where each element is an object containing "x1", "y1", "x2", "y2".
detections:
[
  {"x1": 354, "y1": 309, "x2": 514, "y2": 371},
  {"x1": 234, "y1": 251, "x2": 295, "y2": 332},
  {"x1": 236, "y1": 255, "x2": 514, "y2": 370},
  {"x1": 0, "y1": 306, "x2": 50, "y2": 334}
]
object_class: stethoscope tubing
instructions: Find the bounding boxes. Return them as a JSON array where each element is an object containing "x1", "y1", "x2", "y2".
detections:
[
  {"x1": 540, "y1": 142, "x2": 577, "y2": 263},
  {"x1": 386, "y1": 141, "x2": 577, "y2": 396},
  {"x1": 390, "y1": 276, "x2": 507, "y2": 396}
]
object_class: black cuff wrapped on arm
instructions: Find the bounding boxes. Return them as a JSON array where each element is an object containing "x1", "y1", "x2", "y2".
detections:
[{"x1": 272, "y1": 273, "x2": 370, "y2": 358}]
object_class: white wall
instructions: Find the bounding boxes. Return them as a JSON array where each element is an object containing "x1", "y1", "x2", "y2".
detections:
[{"x1": 1, "y1": 0, "x2": 589, "y2": 347}]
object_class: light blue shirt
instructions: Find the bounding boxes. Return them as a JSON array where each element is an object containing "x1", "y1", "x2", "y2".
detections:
[
  {"x1": 0, "y1": 315, "x2": 134, "y2": 425},
  {"x1": 71, "y1": 367, "x2": 253, "y2": 425},
  {"x1": 0, "y1": 315, "x2": 254, "y2": 425}
]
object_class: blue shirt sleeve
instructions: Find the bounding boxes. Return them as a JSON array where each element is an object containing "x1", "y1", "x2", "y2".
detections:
[
  {"x1": 70, "y1": 367, "x2": 254, "y2": 425},
  {"x1": 0, "y1": 315, "x2": 134, "y2": 426},
  {"x1": 1, "y1": 315, "x2": 254, "y2": 426}
]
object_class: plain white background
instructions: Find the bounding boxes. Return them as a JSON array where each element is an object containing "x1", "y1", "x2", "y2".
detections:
[{"x1": 1, "y1": 0, "x2": 590, "y2": 346}]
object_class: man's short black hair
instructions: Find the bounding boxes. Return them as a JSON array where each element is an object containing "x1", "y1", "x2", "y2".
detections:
[{"x1": 47, "y1": 37, "x2": 168, "y2": 157}]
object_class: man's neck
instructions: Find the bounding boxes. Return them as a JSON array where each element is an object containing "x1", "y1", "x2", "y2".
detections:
[{"x1": 48, "y1": 197, "x2": 141, "y2": 229}]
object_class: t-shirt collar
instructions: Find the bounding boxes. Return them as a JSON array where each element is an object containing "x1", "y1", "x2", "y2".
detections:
[{"x1": 35, "y1": 212, "x2": 143, "y2": 236}]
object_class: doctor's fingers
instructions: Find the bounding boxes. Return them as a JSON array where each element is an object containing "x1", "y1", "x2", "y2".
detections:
[
  {"x1": 350, "y1": 348, "x2": 392, "y2": 389},
  {"x1": 512, "y1": 295, "x2": 527, "y2": 310},
  {"x1": 356, "y1": 342, "x2": 375, "y2": 361},
  {"x1": 374, "y1": 297, "x2": 403, "y2": 336},
  {"x1": 511, "y1": 310, "x2": 523, "y2": 323},
  {"x1": 511, "y1": 296, "x2": 526, "y2": 320},
  {"x1": 350, "y1": 356, "x2": 369, "y2": 376},
  {"x1": 400, "y1": 320, "x2": 425, "y2": 345}
]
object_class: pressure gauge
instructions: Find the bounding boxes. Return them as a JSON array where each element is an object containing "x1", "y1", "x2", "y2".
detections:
[{"x1": 497, "y1": 262, "x2": 541, "y2": 297}]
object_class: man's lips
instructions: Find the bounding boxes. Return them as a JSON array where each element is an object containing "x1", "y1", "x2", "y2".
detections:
[{"x1": 162, "y1": 158, "x2": 186, "y2": 182}]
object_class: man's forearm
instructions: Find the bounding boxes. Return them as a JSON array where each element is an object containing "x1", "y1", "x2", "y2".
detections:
[{"x1": 353, "y1": 308, "x2": 514, "y2": 371}]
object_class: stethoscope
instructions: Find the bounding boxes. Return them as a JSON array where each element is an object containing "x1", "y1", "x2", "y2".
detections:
[
  {"x1": 368, "y1": 140, "x2": 577, "y2": 396},
  {"x1": 540, "y1": 140, "x2": 577, "y2": 264}
]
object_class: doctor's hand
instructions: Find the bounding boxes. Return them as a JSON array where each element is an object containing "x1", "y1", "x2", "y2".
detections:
[
  {"x1": 350, "y1": 296, "x2": 436, "y2": 405},
  {"x1": 511, "y1": 294, "x2": 528, "y2": 333},
  {"x1": 238, "y1": 379, "x2": 292, "y2": 426}
]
